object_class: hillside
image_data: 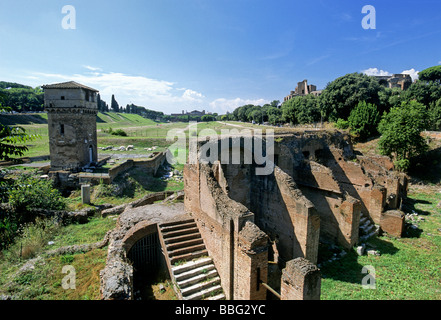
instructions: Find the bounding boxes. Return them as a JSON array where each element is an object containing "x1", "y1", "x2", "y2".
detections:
[{"x1": 0, "y1": 112, "x2": 157, "y2": 127}]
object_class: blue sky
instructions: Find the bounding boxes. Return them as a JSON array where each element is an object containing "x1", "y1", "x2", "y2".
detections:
[{"x1": 0, "y1": 0, "x2": 440, "y2": 114}]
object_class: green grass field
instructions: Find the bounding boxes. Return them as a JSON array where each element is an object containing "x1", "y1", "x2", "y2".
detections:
[{"x1": 320, "y1": 186, "x2": 441, "y2": 300}]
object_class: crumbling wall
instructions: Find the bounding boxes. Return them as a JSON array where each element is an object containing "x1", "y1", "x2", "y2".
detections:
[
  {"x1": 250, "y1": 167, "x2": 320, "y2": 264},
  {"x1": 281, "y1": 258, "x2": 321, "y2": 300},
  {"x1": 184, "y1": 162, "x2": 266, "y2": 300}
]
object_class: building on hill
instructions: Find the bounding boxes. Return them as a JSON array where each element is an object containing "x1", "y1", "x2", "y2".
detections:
[
  {"x1": 170, "y1": 109, "x2": 208, "y2": 121},
  {"x1": 284, "y1": 80, "x2": 322, "y2": 102},
  {"x1": 373, "y1": 73, "x2": 412, "y2": 90},
  {"x1": 42, "y1": 81, "x2": 99, "y2": 172}
]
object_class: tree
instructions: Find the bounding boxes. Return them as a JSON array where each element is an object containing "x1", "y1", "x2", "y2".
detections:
[
  {"x1": 270, "y1": 100, "x2": 280, "y2": 109},
  {"x1": 0, "y1": 96, "x2": 37, "y2": 161},
  {"x1": 111, "y1": 94, "x2": 119, "y2": 113},
  {"x1": 318, "y1": 72, "x2": 383, "y2": 121},
  {"x1": 419, "y1": 65, "x2": 441, "y2": 84},
  {"x1": 378, "y1": 100, "x2": 430, "y2": 171},
  {"x1": 282, "y1": 95, "x2": 321, "y2": 125},
  {"x1": 201, "y1": 114, "x2": 216, "y2": 122},
  {"x1": 267, "y1": 107, "x2": 283, "y2": 125},
  {"x1": 428, "y1": 98, "x2": 441, "y2": 130},
  {"x1": 402, "y1": 80, "x2": 441, "y2": 107},
  {"x1": 347, "y1": 101, "x2": 381, "y2": 141}
]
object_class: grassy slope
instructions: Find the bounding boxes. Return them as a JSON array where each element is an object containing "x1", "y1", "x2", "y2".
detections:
[{"x1": 0, "y1": 112, "x2": 189, "y2": 158}]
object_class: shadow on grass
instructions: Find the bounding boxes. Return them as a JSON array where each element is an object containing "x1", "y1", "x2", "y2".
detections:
[
  {"x1": 402, "y1": 197, "x2": 433, "y2": 216},
  {"x1": 408, "y1": 146, "x2": 441, "y2": 185},
  {"x1": 319, "y1": 236, "x2": 399, "y2": 285}
]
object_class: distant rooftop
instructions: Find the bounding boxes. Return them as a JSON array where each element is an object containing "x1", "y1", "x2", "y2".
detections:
[{"x1": 42, "y1": 81, "x2": 99, "y2": 92}]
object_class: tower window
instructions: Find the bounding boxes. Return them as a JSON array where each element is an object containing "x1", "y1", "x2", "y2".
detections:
[
  {"x1": 61, "y1": 96, "x2": 65, "y2": 100},
  {"x1": 60, "y1": 124, "x2": 65, "y2": 135}
]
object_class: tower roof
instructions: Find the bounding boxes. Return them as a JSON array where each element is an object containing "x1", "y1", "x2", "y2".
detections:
[{"x1": 42, "y1": 81, "x2": 99, "y2": 92}]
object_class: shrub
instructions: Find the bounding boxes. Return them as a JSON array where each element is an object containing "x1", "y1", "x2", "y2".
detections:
[
  {"x1": 335, "y1": 118, "x2": 349, "y2": 129},
  {"x1": 394, "y1": 159, "x2": 411, "y2": 172},
  {"x1": 111, "y1": 129, "x2": 127, "y2": 137},
  {"x1": 3, "y1": 218, "x2": 60, "y2": 261},
  {"x1": 348, "y1": 101, "x2": 380, "y2": 141},
  {"x1": 378, "y1": 100, "x2": 430, "y2": 171},
  {"x1": 8, "y1": 173, "x2": 66, "y2": 222}
]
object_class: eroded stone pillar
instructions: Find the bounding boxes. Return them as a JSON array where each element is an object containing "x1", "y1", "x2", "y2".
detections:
[
  {"x1": 235, "y1": 221, "x2": 269, "y2": 300},
  {"x1": 281, "y1": 258, "x2": 321, "y2": 300},
  {"x1": 81, "y1": 184, "x2": 91, "y2": 205}
]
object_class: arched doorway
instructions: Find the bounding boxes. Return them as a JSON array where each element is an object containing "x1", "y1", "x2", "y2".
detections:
[{"x1": 123, "y1": 223, "x2": 170, "y2": 300}]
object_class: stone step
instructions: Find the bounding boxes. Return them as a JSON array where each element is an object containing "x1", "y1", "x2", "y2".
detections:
[
  {"x1": 160, "y1": 222, "x2": 197, "y2": 233},
  {"x1": 161, "y1": 227, "x2": 200, "y2": 239},
  {"x1": 170, "y1": 249, "x2": 208, "y2": 265},
  {"x1": 166, "y1": 238, "x2": 204, "y2": 251},
  {"x1": 180, "y1": 277, "x2": 221, "y2": 298},
  {"x1": 169, "y1": 244, "x2": 207, "y2": 258},
  {"x1": 184, "y1": 284, "x2": 223, "y2": 301},
  {"x1": 164, "y1": 232, "x2": 202, "y2": 245},
  {"x1": 177, "y1": 269, "x2": 219, "y2": 289},
  {"x1": 205, "y1": 293, "x2": 226, "y2": 301},
  {"x1": 174, "y1": 264, "x2": 216, "y2": 282},
  {"x1": 160, "y1": 219, "x2": 196, "y2": 228},
  {"x1": 361, "y1": 223, "x2": 376, "y2": 233},
  {"x1": 360, "y1": 227, "x2": 380, "y2": 241},
  {"x1": 172, "y1": 257, "x2": 213, "y2": 276}
]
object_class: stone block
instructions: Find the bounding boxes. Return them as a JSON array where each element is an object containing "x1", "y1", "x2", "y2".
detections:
[
  {"x1": 281, "y1": 258, "x2": 320, "y2": 300},
  {"x1": 380, "y1": 210, "x2": 405, "y2": 238},
  {"x1": 81, "y1": 184, "x2": 91, "y2": 205}
]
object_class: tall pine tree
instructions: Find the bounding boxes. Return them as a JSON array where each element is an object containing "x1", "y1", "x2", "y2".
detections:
[{"x1": 111, "y1": 94, "x2": 119, "y2": 113}]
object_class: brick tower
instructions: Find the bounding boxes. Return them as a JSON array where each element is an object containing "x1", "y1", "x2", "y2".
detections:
[{"x1": 43, "y1": 81, "x2": 99, "y2": 171}]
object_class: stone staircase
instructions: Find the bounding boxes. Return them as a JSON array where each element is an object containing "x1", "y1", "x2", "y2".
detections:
[
  {"x1": 359, "y1": 212, "x2": 380, "y2": 242},
  {"x1": 158, "y1": 219, "x2": 225, "y2": 300}
]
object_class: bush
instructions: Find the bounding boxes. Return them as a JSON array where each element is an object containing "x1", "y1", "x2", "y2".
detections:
[
  {"x1": 335, "y1": 118, "x2": 349, "y2": 129},
  {"x1": 3, "y1": 218, "x2": 60, "y2": 261},
  {"x1": 378, "y1": 100, "x2": 430, "y2": 170},
  {"x1": 394, "y1": 159, "x2": 411, "y2": 172},
  {"x1": 8, "y1": 174, "x2": 66, "y2": 221},
  {"x1": 111, "y1": 129, "x2": 128, "y2": 137},
  {"x1": 348, "y1": 101, "x2": 380, "y2": 141}
]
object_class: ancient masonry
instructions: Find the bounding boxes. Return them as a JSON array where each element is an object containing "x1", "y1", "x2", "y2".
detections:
[
  {"x1": 43, "y1": 81, "x2": 99, "y2": 172},
  {"x1": 183, "y1": 130, "x2": 407, "y2": 300},
  {"x1": 284, "y1": 79, "x2": 322, "y2": 102},
  {"x1": 100, "y1": 129, "x2": 407, "y2": 300}
]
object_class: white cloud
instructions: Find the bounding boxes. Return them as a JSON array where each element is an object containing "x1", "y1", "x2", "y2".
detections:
[
  {"x1": 182, "y1": 89, "x2": 204, "y2": 102},
  {"x1": 209, "y1": 98, "x2": 270, "y2": 113},
  {"x1": 34, "y1": 70, "x2": 205, "y2": 113},
  {"x1": 362, "y1": 67, "x2": 392, "y2": 77},
  {"x1": 401, "y1": 68, "x2": 419, "y2": 81},
  {"x1": 83, "y1": 65, "x2": 102, "y2": 72}
]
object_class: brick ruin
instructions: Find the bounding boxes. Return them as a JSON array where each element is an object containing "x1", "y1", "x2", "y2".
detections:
[{"x1": 183, "y1": 130, "x2": 407, "y2": 300}]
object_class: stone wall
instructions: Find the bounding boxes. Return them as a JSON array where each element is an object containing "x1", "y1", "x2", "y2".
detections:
[
  {"x1": 47, "y1": 108, "x2": 98, "y2": 171},
  {"x1": 183, "y1": 130, "x2": 407, "y2": 300},
  {"x1": 108, "y1": 152, "x2": 166, "y2": 181},
  {"x1": 185, "y1": 162, "x2": 278, "y2": 300}
]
